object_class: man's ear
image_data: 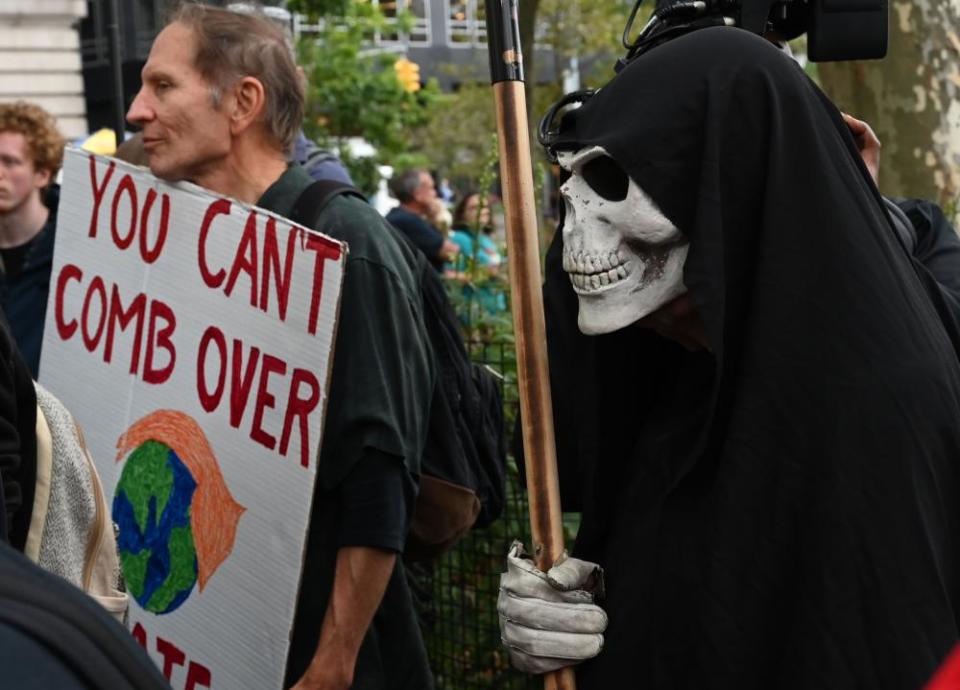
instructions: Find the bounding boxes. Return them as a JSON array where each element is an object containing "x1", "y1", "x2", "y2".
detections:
[
  {"x1": 228, "y1": 76, "x2": 267, "y2": 137},
  {"x1": 33, "y1": 167, "x2": 51, "y2": 191}
]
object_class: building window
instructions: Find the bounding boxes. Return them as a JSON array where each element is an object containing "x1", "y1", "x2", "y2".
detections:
[
  {"x1": 79, "y1": 1, "x2": 109, "y2": 68},
  {"x1": 446, "y1": 0, "x2": 487, "y2": 47},
  {"x1": 134, "y1": 0, "x2": 163, "y2": 59},
  {"x1": 80, "y1": 0, "x2": 169, "y2": 68},
  {"x1": 369, "y1": 0, "x2": 431, "y2": 46},
  {"x1": 296, "y1": 0, "x2": 431, "y2": 47},
  {"x1": 404, "y1": 0, "x2": 430, "y2": 44}
]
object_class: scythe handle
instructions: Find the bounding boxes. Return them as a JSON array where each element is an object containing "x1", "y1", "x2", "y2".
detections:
[{"x1": 485, "y1": 2, "x2": 575, "y2": 689}]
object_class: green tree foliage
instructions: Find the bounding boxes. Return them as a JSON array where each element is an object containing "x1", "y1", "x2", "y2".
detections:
[
  {"x1": 286, "y1": 0, "x2": 351, "y2": 17},
  {"x1": 293, "y1": 1, "x2": 441, "y2": 193},
  {"x1": 534, "y1": 0, "x2": 631, "y2": 85},
  {"x1": 409, "y1": 82, "x2": 497, "y2": 190}
]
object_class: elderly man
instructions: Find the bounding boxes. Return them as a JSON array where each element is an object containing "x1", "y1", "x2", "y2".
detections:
[
  {"x1": 126, "y1": 6, "x2": 435, "y2": 690},
  {"x1": 387, "y1": 169, "x2": 458, "y2": 271}
]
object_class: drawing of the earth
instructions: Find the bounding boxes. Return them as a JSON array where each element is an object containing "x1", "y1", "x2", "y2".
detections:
[{"x1": 113, "y1": 439, "x2": 198, "y2": 615}]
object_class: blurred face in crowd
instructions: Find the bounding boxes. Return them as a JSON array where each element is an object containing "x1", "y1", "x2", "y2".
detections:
[
  {"x1": 0, "y1": 132, "x2": 49, "y2": 215},
  {"x1": 463, "y1": 194, "x2": 490, "y2": 228},
  {"x1": 413, "y1": 171, "x2": 437, "y2": 209},
  {"x1": 126, "y1": 22, "x2": 233, "y2": 184}
]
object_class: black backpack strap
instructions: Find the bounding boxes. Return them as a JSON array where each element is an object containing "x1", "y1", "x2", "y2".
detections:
[
  {"x1": 288, "y1": 179, "x2": 366, "y2": 230},
  {"x1": 0, "y1": 542, "x2": 169, "y2": 689}
]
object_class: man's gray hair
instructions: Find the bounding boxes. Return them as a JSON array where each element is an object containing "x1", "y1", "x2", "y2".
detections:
[
  {"x1": 167, "y1": 2, "x2": 304, "y2": 153},
  {"x1": 226, "y1": 2, "x2": 297, "y2": 60},
  {"x1": 389, "y1": 169, "x2": 427, "y2": 203}
]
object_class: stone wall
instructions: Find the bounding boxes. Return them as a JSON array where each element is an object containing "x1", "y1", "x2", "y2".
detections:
[{"x1": 0, "y1": 1, "x2": 89, "y2": 138}]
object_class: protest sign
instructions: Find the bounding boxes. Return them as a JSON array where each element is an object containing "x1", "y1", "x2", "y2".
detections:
[{"x1": 40, "y1": 148, "x2": 345, "y2": 689}]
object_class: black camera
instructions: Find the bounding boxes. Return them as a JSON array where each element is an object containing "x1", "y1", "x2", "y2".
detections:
[
  {"x1": 806, "y1": 0, "x2": 888, "y2": 61},
  {"x1": 621, "y1": 0, "x2": 887, "y2": 65},
  {"x1": 539, "y1": 0, "x2": 888, "y2": 157},
  {"x1": 742, "y1": 0, "x2": 888, "y2": 61}
]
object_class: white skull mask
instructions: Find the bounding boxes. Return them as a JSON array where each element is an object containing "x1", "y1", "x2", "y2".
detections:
[{"x1": 558, "y1": 145, "x2": 689, "y2": 335}]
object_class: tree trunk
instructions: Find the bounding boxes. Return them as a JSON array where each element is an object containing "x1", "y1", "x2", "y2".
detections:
[{"x1": 817, "y1": 0, "x2": 960, "y2": 208}]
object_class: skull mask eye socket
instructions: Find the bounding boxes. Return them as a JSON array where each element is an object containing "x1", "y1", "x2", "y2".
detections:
[
  {"x1": 559, "y1": 144, "x2": 689, "y2": 335},
  {"x1": 580, "y1": 155, "x2": 629, "y2": 202}
]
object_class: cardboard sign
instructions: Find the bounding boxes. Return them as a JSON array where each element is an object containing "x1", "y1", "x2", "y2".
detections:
[{"x1": 40, "y1": 148, "x2": 346, "y2": 689}]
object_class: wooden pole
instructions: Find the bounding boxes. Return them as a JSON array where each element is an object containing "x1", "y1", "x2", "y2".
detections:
[{"x1": 485, "y1": 2, "x2": 574, "y2": 689}]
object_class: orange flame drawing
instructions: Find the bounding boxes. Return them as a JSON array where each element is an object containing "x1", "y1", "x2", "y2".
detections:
[{"x1": 117, "y1": 410, "x2": 246, "y2": 591}]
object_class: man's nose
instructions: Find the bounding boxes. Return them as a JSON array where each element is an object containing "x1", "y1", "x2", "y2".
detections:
[{"x1": 126, "y1": 90, "x2": 152, "y2": 125}]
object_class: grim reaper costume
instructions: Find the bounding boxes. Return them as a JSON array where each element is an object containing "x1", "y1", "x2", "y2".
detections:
[{"x1": 541, "y1": 27, "x2": 960, "y2": 688}]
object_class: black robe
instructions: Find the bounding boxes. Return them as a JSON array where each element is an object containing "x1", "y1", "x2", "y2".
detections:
[{"x1": 543, "y1": 27, "x2": 960, "y2": 689}]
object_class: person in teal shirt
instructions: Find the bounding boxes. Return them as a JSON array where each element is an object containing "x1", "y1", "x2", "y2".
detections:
[{"x1": 447, "y1": 193, "x2": 506, "y2": 315}]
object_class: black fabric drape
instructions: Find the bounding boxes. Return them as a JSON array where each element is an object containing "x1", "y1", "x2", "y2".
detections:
[
  {"x1": 544, "y1": 27, "x2": 960, "y2": 689},
  {"x1": 0, "y1": 310, "x2": 35, "y2": 549}
]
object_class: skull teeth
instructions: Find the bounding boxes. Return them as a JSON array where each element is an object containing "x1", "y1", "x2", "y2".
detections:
[
  {"x1": 563, "y1": 250, "x2": 631, "y2": 293},
  {"x1": 563, "y1": 250, "x2": 625, "y2": 276}
]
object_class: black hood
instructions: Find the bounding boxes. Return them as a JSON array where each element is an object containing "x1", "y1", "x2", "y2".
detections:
[{"x1": 541, "y1": 27, "x2": 960, "y2": 688}]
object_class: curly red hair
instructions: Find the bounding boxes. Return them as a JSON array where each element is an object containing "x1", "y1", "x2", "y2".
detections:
[{"x1": 0, "y1": 101, "x2": 66, "y2": 175}]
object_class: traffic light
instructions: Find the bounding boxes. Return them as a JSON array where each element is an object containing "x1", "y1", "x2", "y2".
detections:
[{"x1": 394, "y1": 58, "x2": 421, "y2": 93}]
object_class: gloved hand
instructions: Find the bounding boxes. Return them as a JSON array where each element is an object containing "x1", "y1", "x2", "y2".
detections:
[{"x1": 498, "y1": 540, "x2": 607, "y2": 674}]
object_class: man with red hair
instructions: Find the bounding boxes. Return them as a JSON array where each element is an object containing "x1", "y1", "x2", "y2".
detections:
[{"x1": 0, "y1": 101, "x2": 65, "y2": 377}]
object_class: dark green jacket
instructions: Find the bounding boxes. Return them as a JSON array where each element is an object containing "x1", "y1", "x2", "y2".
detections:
[{"x1": 259, "y1": 165, "x2": 435, "y2": 690}]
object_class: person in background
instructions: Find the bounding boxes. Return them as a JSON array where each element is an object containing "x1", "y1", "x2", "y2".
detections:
[
  {"x1": 437, "y1": 176, "x2": 455, "y2": 204},
  {"x1": 113, "y1": 133, "x2": 151, "y2": 167},
  {"x1": 292, "y1": 131, "x2": 355, "y2": 185},
  {"x1": 426, "y1": 196, "x2": 452, "y2": 235},
  {"x1": 0, "y1": 102, "x2": 65, "y2": 378},
  {"x1": 841, "y1": 111, "x2": 960, "y2": 322},
  {"x1": 447, "y1": 193, "x2": 506, "y2": 315},
  {"x1": 450, "y1": 193, "x2": 501, "y2": 275},
  {"x1": 387, "y1": 168, "x2": 459, "y2": 272}
]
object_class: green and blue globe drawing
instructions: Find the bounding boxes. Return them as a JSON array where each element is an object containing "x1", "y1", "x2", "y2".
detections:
[{"x1": 113, "y1": 439, "x2": 198, "y2": 615}]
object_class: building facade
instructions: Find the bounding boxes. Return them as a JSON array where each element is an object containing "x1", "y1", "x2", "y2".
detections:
[
  {"x1": 296, "y1": 0, "x2": 554, "y2": 90},
  {"x1": 0, "y1": 0, "x2": 89, "y2": 138},
  {"x1": 77, "y1": 0, "x2": 554, "y2": 133},
  {"x1": 79, "y1": 0, "x2": 165, "y2": 134}
]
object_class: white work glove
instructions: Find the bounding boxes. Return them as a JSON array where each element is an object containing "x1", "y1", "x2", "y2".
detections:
[{"x1": 498, "y1": 540, "x2": 608, "y2": 674}]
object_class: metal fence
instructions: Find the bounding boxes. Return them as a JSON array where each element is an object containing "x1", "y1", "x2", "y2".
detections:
[
  {"x1": 409, "y1": 464, "x2": 538, "y2": 689},
  {"x1": 406, "y1": 336, "x2": 542, "y2": 689}
]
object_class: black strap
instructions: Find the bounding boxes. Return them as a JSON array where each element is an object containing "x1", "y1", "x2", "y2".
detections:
[
  {"x1": 0, "y1": 563, "x2": 169, "y2": 689},
  {"x1": 289, "y1": 179, "x2": 366, "y2": 231},
  {"x1": 0, "y1": 597, "x2": 131, "y2": 688}
]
